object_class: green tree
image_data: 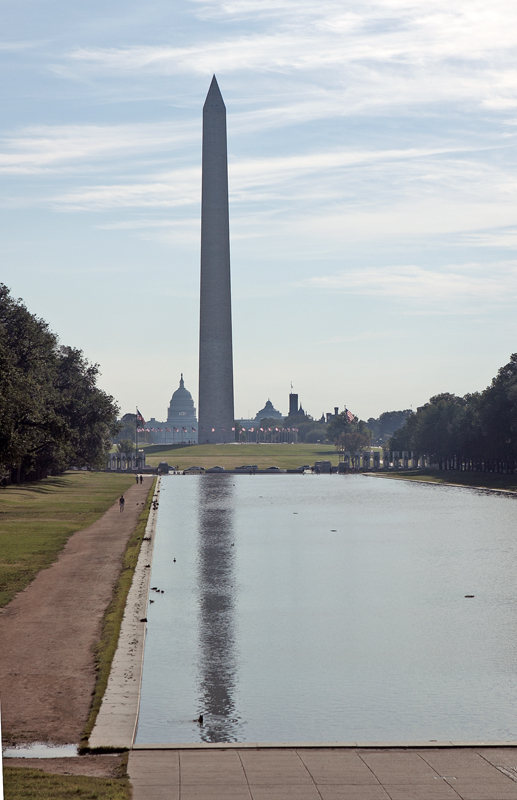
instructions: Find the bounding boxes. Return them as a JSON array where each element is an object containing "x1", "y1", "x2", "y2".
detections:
[
  {"x1": 0, "y1": 284, "x2": 119, "y2": 481},
  {"x1": 327, "y1": 412, "x2": 372, "y2": 451},
  {"x1": 117, "y1": 439, "x2": 135, "y2": 455},
  {"x1": 367, "y1": 409, "x2": 412, "y2": 445}
]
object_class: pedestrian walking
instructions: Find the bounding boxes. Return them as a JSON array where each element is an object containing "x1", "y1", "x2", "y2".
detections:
[
  {"x1": 139, "y1": 475, "x2": 143, "y2": 484},
  {"x1": 135, "y1": 475, "x2": 139, "y2": 484},
  {"x1": 119, "y1": 495, "x2": 125, "y2": 512}
]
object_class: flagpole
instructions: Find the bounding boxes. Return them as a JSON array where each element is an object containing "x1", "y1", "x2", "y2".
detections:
[{"x1": 135, "y1": 407, "x2": 138, "y2": 456}]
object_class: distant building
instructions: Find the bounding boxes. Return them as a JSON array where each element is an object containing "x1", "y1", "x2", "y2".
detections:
[
  {"x1": 287, "y1": 392, "x2": 305, "y2": 418},
  {"x1": 289, "y1": 393, "x2": 299, "y2": 417},
  {"x1": 237, "y1": 398, "x2": 283, "y2": 430},
  {"x1": 255, "y1": 399, "x2": 282, "y2": 422},
  {"x1": 143, "y1": 374, "x2": 198, "y2": 445},
  {"x1": 167, "y1": 374, "x2": 198, "y2": 444}
]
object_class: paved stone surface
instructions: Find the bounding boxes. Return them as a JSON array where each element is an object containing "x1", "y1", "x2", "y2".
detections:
[
  {"x1": 88, "y1": 478, "x2": 161, "y2": 749},
  {"x1": 128, "y1": 746, "x2": 517, "y2": 800}
]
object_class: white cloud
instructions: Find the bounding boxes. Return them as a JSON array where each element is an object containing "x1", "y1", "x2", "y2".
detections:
[
  {"x1": 60, "y1": 0, "x2": 517, "y2": 117},
  {"x1": 0, "y1": 121, "x2": 196, "y2": 175},
  {"x1": 51, "y1": 166, "x2": 200, "y2": 210},
  {"x1": 302, "y1": 262, "x2": 517, "y2": 302}
]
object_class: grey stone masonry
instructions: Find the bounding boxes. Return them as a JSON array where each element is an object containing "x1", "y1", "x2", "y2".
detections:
[{"x1": 198, "y1": 75, "x2": 235, "y2": 444}]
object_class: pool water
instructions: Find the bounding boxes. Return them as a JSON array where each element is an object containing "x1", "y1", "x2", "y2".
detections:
[{"x1": 135, "y1": 474, "x2": 517, "y2": 743}]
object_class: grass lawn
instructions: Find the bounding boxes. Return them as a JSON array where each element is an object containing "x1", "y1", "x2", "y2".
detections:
[
  {"x1": 2, "y1": 767, "x2": 130, "y2": 799},
  {"x1": 141, "y1": 442, "x2": 339, "y2": 470},
  {"x1": 376, "y1": 469, "x2": 517, "y2": 492},
  {"x1": 0, "y1": 472, "x2": 135, "y2": 607}
]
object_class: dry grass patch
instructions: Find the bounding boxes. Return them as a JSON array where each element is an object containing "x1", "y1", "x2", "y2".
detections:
[{"x1": 3, "y1": 767, "x2": 130, "y2": 799}]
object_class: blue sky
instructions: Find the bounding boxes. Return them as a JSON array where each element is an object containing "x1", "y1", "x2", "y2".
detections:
[{"x1": 1, "y1": 0, "x2": 516, "y2": 421}]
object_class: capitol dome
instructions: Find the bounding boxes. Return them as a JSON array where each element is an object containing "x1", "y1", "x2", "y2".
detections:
[
  {"x1": 168, "y1": 374, "x2": 196, "y2": 419},
  {"x1": 166, "y1": 375, "x2": 198, "y2": 443}
]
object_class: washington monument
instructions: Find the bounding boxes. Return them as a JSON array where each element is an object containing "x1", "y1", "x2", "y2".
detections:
[{"x1": 198, "y1": 75, "x2": 235, "y2": 444}]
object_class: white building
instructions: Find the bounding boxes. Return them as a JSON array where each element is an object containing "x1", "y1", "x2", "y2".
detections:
[
  {"x1": 167, "y1": 374, "x2": 198, "y2": 444},
  {"x1": 144, "y1": 375, "x2": 198, "y2": 445}
]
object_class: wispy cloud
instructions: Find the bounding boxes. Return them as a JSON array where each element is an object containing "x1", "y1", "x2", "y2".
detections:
[
  {"x1": 0, "y1": 121, "x2": 196, "y2": 175},
  {"x1": 302, "y1": 262, "x2": 517, "y2": 302},
  {"x1": 51, "y1": 166, "x2": 200, "y2": 210},
  {"x1": 61, "y1": 0, "x2": 517, "y2": 116},
  {"x1": 0, "y1": 40, "x2": 42, "y2": 52}
]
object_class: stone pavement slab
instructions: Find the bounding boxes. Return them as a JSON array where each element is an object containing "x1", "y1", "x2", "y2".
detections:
[
  {"x1": 318, "y1": 788, "x2": 391, "y2": 800},
  {"x1": 127, "y1": 747, "x2": 517, "y2": 800},
  {"x1": 359, "y1": 751, "x2": 441, "y2": 784},
  {"x1": 238, "y1": 749, "x2": 313, "y2": 785},
  {"x1": 179, "y1": 750, "x2": 248, "y2": 785},
  {"x1": 297, "y1": 749, "x2": 381, "y2": 784}
]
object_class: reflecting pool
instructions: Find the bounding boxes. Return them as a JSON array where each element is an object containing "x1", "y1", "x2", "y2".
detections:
[{"x1": 135, "y1": 474, "x2": 517, "y2": 743}]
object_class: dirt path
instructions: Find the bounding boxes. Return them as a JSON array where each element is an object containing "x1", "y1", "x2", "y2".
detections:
[{"x1": 0, "y1": 476, "x2": 154, "y2": 745}]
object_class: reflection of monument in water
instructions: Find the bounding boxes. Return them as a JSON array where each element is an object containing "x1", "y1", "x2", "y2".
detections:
[
  {"x1": 198, "y1": 76, "x2": 235, "y2": 444},
  {"x1": 196, "y1": 476, "x2": 240, "y2": 743}
]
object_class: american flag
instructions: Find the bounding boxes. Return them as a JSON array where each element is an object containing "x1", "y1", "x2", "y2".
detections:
[
  {"x1": 211, "y1": 427, "x2": 215, "y2": 432},
  {"x1": 174, "y1": 427, "x2": 179, "y2": 432},
  {"x1": 182, "y1": 427, "x2": 187, "y2": 432},
  {"x1": 136, "y1": 408, "x2": 145, "y2": 425},
  {"x1": 165, "y1": 428, "x2": 171, "y2": 432},
  {"x1": 346, "y1": 409, "x2": 355, "y2": 423},
  {"x1": 192, "y1": 427, "x2": 196, "y2": 432},
  {"x1": 232, "y1": 427, "x2": 235, "y2": 431}
]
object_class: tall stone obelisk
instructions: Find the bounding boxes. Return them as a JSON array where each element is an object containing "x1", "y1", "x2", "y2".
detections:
[{"x1": 198, "y1": 75, "x2": 235, "y2": 444}]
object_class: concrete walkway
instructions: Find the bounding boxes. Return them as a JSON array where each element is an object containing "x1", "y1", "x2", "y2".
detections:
[{"x1": 128, "y1": 746, "x2": 517, "y2": 799}]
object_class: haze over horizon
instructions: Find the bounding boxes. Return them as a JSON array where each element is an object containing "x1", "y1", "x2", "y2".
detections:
[{"x1": 1, "y1": 0, "x2": 516, "y2": 422}]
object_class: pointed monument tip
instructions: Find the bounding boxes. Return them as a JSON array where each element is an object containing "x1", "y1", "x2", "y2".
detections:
[{"x1": 204, "y1": 74, "x2": 225, "y2": 109}]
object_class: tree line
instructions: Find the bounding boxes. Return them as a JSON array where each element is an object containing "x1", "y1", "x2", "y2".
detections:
[
  {"x1": 0, "y1": 284, "x2": 119, "y2": 483},
  {"x1": 390, "y1": 354, "x2": 517, "y2": 471}
]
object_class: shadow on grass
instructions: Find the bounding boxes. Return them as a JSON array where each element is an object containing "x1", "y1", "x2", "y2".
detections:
[{"x1": 0, "y1": 477, "x2": 73, "y2": 494}]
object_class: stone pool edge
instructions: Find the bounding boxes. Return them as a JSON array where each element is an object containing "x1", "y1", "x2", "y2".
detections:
[
  {"x1": 88, "y1": 477, "x2": 162, "y2": 750},
  {"x1": 132, "y1": 740, "x2": 517, "y2": 749}
]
